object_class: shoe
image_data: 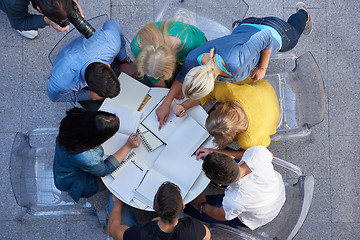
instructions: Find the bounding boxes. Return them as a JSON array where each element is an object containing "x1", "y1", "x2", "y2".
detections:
[
  {"x1": 296, "y1": 2, "x2": 312, "y2": 36},
  {"x1": 16, "y1": 30, "x2": 38, "y2": 40}
]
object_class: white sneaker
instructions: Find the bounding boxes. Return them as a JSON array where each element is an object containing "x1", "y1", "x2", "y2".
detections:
[
  {"x1": 16, "y1": 30, "x2": 39, "y2": 40},
  {"x1": 296, "y1": 2, "x2": 312, "y2": 36}
]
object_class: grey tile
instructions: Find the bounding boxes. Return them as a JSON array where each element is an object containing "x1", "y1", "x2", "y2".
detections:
[
  {"x1": 331, "y1": 223, "x2": 360, "y2": 240},
  {"x1": 286, "y1": 119, "x2": 330, "y2": 178},
  {"x1": 327, "y1": 0, "x2": 360, "y2": 51},
  {"x1": 284, "y1": 0, "x2": 326, "y2": 9},
  {"x1": 245, "y1": 0, "x2": 283, "y2": 18},
  {"x1": 0, "y1": 221, "x2": 22, "y2": 240},
  {"x1": 21, "y1": 216, "x2": 66, "y2": 240},
  {"x1": 0, "y1": 89, "x2": 22, "y2": 132},
  {"x1": 330, "y1": 136, "x2": 360, "y2": 222},
  {"x1": 306, "y1": 178, "x2": 331, "y2": 223},
  {"x1": 80, "y1": 0, "x2": 110, "y2": 19},
  {"x1": 293, "y1": 220, "x2": 331, "y2": 240},
  {"x1": 113, "y1": 0, "x2": 153, "y2": 6},
  {"x1": 66, "y1": 220, "x2": 106, "y2": 240},
  {"x1": 21, "y1": 90, "x2": 67, "y2": 132},
  {"x1": 0, "y1": 12, "x2": 23, "y2": 47},
  {"x1": 0, "y1": 47, "x2": 22, "y2": 91}
]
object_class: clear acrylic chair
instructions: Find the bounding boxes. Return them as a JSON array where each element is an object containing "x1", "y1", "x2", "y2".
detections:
[
  {"x1": 10, "y1": 128, "x2": 105, "y2": 225},
  {"x1": 209, "y1": 157, "x2": 314, "y2": 240},
  {"x1": 48, "y1": 14, "x2": 110, "y2": 66},
  {"x1": 265, "y1": 51, "x2": 325, "y2": 140},
  {"x1": 155, "y1": 0, "x2": 249, "y2": 41}
]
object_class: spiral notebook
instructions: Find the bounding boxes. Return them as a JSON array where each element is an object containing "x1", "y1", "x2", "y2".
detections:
[
  {"x1": 137, "y1": 124, "x2": 164, "y2": 152},
  {"x1": 110, "y1": 151, "x2": 137, "y2": 178}
]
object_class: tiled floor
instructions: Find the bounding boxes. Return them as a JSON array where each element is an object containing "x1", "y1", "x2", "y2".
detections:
[{"x1": 0, "y1": 0, "x2": 359, "y2": 239}]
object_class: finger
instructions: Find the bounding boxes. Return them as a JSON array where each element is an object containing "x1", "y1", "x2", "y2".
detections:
[{"x1": 158, "y1": 118, "x2": 163, "y2": 131}]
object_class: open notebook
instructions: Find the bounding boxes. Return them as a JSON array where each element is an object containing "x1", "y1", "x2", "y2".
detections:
[
  {"x1": 133, "y1": 145, "x2": 203, "y2": 207},
  {"x1": 100, "y1": 104, "x2": 141, "y2": 157},
  {"x1": 99, "y1": 72, "x2": 150, "y2": 111},
  {"x1": 141, "y1": 101, "x2": 210, "y2": 156}
]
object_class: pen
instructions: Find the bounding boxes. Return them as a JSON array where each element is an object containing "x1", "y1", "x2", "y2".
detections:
[{"x1": 130, "y1": 130, "x2": 149, "y2": 139}]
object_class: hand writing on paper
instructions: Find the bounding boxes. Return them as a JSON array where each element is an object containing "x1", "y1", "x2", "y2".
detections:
[
  {"x1": 126, "y1": 133, "x2": 141, "y2": 148},
  {"x1": 172, "y1": 103, "x2": 186, "y2": 117},
  {"x1": 195, "y1": 148, "x2": 215, "y2": 160}
]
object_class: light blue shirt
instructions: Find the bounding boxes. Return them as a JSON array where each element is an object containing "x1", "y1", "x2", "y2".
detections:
[{"x1": 47, "y1": 20, "x2": 127, "y2": 102}]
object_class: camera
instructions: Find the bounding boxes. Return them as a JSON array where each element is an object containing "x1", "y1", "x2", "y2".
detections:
[{"x1": 54, "y1": 1, "x2": 95, "y2": 39}]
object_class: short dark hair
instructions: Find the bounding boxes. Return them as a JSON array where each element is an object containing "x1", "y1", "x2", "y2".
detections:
[
  {"x1": 153, "y1": 182, "x2": 183, "y2": 224},
  {"x1": 35, "y1": 0, "x2": 73, "y2": 21},
  {"x1": 203, "y1": 152, "x2": 240, "y2": 185},
  {"x1": 58, "y1": 107, "x2": 119, "y2": 154},
  {"x1": 85, "y1": 62, "x2": 120, "y2": 98}
]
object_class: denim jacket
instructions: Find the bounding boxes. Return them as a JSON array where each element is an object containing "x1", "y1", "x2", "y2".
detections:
[{"x1": 53, "y1": 141, "x2": 120, "y2": 202}]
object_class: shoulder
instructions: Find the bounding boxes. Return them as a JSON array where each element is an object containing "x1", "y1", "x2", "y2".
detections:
[
  {"x1": 175, "y1": 217, "x2": 206, "y2": 239},
  {"x1": 124, "y1": 221, "x2": 158, "y2": 240},
  {"x1": 242, "y1": 146, "x2": 272, "y2": 168}
]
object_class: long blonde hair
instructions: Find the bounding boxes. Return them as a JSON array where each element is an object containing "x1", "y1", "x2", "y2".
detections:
[
  {"x1": 205, "y1": 102, "x2": 248, "y2": 149},
  {"x1": 182, "y1": 48, "x2": 216, "y2": 100},
  {"x1": 134, "y1": 20, "x2": 183, "y2": 83}
]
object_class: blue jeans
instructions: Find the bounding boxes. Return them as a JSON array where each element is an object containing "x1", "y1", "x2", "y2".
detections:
[
  {"x1": 107, "y1": 195, "x2": 138, "y2": 227},
  {"x1": 234, "y1": 10, "x2": 308, "y2": 52},
  {"x1": 184, "y1": 194, "x2": 246, "y2": 227}
]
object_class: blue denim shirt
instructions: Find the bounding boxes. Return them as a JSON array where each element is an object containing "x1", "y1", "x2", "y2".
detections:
[
  {"x1": 53, "y1": 141, "x2": 120, "y2": 202},
  {"x1": 47, "y1": 19, "x2": 127, "y2": 103}
]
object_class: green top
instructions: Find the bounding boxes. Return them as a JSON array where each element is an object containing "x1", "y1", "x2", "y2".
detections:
[{"x1": 131, "y1": 21, "x2": 207, "y2": 62}]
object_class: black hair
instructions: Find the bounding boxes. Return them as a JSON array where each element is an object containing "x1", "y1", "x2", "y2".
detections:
[
  {"x1": 85, "y1": 62, "x2": 120, "y2": 98},
  {"x1": 203, "y1": 152, "x2": 240, "y2": 185},
  {"x1": 153, "y1": 182, "x2": 183, "y2": 224},
  {"x1": 33, "y1": 0, "x2": 72, "y2": 21},
  {"x1": 58, "y1": 107, "x2": 119, "y2": 154}
]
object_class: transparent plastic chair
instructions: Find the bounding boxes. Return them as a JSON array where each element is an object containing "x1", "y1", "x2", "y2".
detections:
[
  {"x1": 9, "y1": 128, "x2": 105, "y2": 225},
  {"x1": 155, "y1": 0, "x2": 249, "y2": 41},
  {"x1": 209, "y1": 157, "x2": 314, "y2": 240},
  {"x1": 265, "y1": 51, "x2": 325, "y2": 140}
]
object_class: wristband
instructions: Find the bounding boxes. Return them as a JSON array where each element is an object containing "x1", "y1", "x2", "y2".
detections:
[
  {"x1": 198, "y1": 202, "x2": 206, "y2": 213},
  {"x1": 257, "y1": 65, "x2": 267, "y2": 70}
]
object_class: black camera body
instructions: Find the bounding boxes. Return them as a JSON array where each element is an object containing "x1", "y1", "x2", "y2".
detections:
[{"x1": 56, "y1": 1, "x2": 95, "y2": 39}]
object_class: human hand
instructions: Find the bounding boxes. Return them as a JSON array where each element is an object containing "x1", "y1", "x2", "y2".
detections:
[
  {"x1": 44, "y1": 16, "x2": 69, "y2": 32},
  {"x1": 119, "y1": 63, "x2": 137, "y2": 78},
  {"x1": 155, "y1": 101, "x2": 171, "y2": 130},
  {"x1": 126, "y1": 133, "x2": 141, "y2": 149},
  {"x1": 89, "y1": 91, "x2": 105, "y2": 101},
  {"x1": 250, "y1": 66, "x2": 266, "y2": 82},
  {"x1": 190, "y1": 192, "x2": 206, "y2": 209},
  {"x1": 195, "y1": 148, "x2": 215, "y2": 160},
  {"x1": 112, "y1": 195, "x2": 124, "y2": 208},
  {"x1": 73, "y1": 0, "x2": 84, "y2": 17},
  {"x1": 173, "y1": 103, "x2": 186, "y2": 117}
]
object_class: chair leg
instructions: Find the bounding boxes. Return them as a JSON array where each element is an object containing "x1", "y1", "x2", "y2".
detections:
[{"x1": 13, "y1": 208, "x2": 27, "y2": 221}]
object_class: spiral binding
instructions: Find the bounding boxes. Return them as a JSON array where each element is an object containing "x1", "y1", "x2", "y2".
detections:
[
  {"x1": 111, "y1": 151, "x2": 136, "y2": 178},
  {"x1": 137, "y1": 129, "x2": 152, "y2": 152}
]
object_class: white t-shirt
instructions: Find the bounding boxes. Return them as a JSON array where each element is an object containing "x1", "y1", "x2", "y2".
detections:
[{"x1": 222, "y1": 146, "x2": 286, "y2": 230}]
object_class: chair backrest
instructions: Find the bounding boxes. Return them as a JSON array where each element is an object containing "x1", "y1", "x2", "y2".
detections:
[
  {"x1": 265, "y1": 51, "x2": 325, "y2": 140},
  {"x1": 10, "y1": 128, "x2": 96, "y2": 217},
  {"x1": 155, "y1": 0, "x2": 249, "y2": 41},
  {"x1": 48, "y1": 14, "x2": 110, "y2": 66},
  {"x1": 210, "y1": 157, "x2": 314, "y2": 240}
]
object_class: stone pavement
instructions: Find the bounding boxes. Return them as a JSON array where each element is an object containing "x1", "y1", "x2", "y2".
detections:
[{"x1": 0, "y1": 0, "x2": 359, "y2": 239}]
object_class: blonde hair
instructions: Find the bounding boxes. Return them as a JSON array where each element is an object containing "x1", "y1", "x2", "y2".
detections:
[
  {"x1": 205, "y1": 102, "x2": 248, "y2": 149},
  {"x1": 134, "y1": 20, "x2": 183, "y2": 83},
  {"x1": 182, "y1": 48, "x2": 216, "y2": 100}
]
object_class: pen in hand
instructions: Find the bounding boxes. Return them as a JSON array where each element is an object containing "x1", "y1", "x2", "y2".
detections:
[{"x1": 130, "y1": 130, "x2": 149, "y2": 139}]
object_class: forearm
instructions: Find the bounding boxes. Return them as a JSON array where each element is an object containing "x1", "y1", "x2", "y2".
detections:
[
  {"x1": 182, "y1": 99, "x2": 201, "y2": 110},
  {"x1": 108, "y1": 203, "x2": 124, "y2": 239},
  {"x1": 202, "y1": 203, "x2": 226, "y2": 221},
  {"x1": 214, "y1": 149, "x2": 245, "y2": 160},
  {"x1": 164, "y1": 79, "x2": 183, "y2": 104},
  {"x1": 112, "y1": 144, "x2": 132, "y2": 163},
  {"x1": 258, "y1": 48, "x2": 272, "y2": 69}
]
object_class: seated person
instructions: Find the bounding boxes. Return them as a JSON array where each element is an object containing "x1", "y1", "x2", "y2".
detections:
[
  {"x1": 0, "y1": 0, "x2": 77, "y2": 39},
  {"x1": 53, "y1": 107, "x2": 140, "y2": 202},
  {"x1": 186, "y1": 146, "x2": 285, "y2": 230},
  {"x1": 173, "y1": 77, "x2": 280, "y2": 149},
  {"x1": 108, "y1": 181, "x2": 211, "y2": 240},
  {"x1": 131, "y1": 20, "x2": 206, "y2": 87},
  {"x1": 47, "y1": 19, "x2": 136, "y2": 103},
  {"x1": 155, "y1": 4, "x2": 312, "y2": 127}
]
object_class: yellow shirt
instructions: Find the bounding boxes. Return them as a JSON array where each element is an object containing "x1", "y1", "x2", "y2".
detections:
[{"x1": 200, "y1": 77, "x2": 280, "y2": 149}]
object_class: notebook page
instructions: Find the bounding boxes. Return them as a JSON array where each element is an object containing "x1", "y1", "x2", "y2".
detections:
[
  {"x1": 109, "y1": 159, "x2": 146, "y2": 202},
  {"x1": 152, "y1": 145, "x2": 203, "y2": 190},
  {"x1": 101, "y1": 132, "x2": 128, "y2": 157}
]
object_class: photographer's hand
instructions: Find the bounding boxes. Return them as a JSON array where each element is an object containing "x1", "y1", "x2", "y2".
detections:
[
  {"x1": 44, "y1": 17, "x2": 69, "y2": 32},
  {"x1": 73, "y1": 0, "x2": 84, "y2": 17}
]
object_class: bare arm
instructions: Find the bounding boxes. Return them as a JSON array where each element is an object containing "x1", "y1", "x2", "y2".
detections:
[
  {"x1": 195, "y1": 148, "x2": 245, "y2": 160},
  {"x1": 108, "y1": 196, "x2": 130, "y2": 240},
  {"x1": 172, "y1": 99, "x2": 201, "y2": 117},
  {"x1": 202, "y1": 204, "x2": 226, "y2": 221},
  {"x1": 202, "y1": 224, "x2": 211, "y2": 240},
  {"x1": 251, "y1": 48, "x2": 272, "y2": 81},
  {"x1": 112, "y1": 134, "x2": 140, "y2": 162}
]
